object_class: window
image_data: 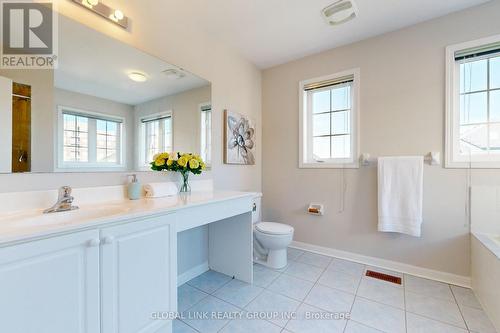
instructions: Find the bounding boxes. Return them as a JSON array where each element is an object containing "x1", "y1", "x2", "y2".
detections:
[
  {"x1": 63, "y1": 113, "x2": 89, "y2": 163},
  {"x1": 446, "y1": 36, "x2": 500, "y2": 168},
  {"x1": 96, "y1": 119, "x2": 119, "y2": 163},
  {"x1": 139, "y1": 111, "x2": 173, "y2": 167},
  {"x1": 200, "y1": 103, "x2": 212, "y2": 166},
  {"x1": 57, "y1": 106, "x2": 124, "y2": 169},
  {"x1": 299, "y1": 69, "x2": 359, "y2": 168}
]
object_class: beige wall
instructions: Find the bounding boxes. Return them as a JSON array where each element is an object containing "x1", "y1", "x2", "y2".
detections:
[
  {"x1": 0, "y1": 76, "x2": 12, "y2": 173},
  {"x1": 0, "y1": 0, "x2": 261, "y2": 193},
  {"x1": 134, "y1": 85, "x2": 211, "y2": 155},
  {"x1": 262, "y1": 1, "x2": 500, "y2": 277}
]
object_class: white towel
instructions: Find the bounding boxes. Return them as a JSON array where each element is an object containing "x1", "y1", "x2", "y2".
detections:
[
  {"x1": 144, "y1": 182, "x2": 178, "y2": 198},
  {"x1": 377, "y1": 156, "x2": 424, "y2": 237}
]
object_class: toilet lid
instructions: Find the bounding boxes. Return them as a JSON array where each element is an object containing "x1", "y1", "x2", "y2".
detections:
[{"x1": 256, "y1": 222, "x2": 294, "y2": 235}]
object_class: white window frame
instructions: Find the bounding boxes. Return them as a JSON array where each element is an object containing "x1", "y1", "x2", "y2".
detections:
[
  {"x1": 55, "y1": 105, "x2": 126, "y2": 172},
  {"x1": 446, "y1": 34, "x2": 500, "y2": 168},
  {"x1": 136, "y1": 110, "x2": 173, "y2": 170},
  {"x1": 199, "y1": 102, "x2": 212, "y2": 168},
  {"x1": 299, "y1": 68, "x2": 360, "y2": 168}
]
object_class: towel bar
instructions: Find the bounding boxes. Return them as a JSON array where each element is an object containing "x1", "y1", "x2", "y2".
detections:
[{"x1": 359, "y1": 152, "x2": 440, "y2": 166}]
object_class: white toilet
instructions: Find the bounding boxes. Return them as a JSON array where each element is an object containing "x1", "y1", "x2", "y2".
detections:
[{"x1": 252, "y1": 197, "x2": 294, "y2": 269}]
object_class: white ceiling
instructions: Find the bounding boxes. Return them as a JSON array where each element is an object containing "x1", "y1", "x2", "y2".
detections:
[
  {"x1": 188, "y1": 0, "x2": 491, "y2": 68},
  {"x1": 55, "y1": 16, "x2": 209, "y2": 105}
]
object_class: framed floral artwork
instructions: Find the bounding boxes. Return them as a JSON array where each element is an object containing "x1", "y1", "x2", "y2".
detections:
[{"x1": 224, "y1": 110, "x2": 256, "y2": 165}]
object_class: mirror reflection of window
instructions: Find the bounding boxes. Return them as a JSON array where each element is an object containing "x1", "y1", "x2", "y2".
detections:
[
  {"x1": 96, "y1": 120, "x2": 119, "y2": 163},
  {"x1": 141, "y1": 112, "x2": 173, "y2": 165},
  {"x1": 58, "y1": 107, "x2": 124, "y2": 170},
  {"x1": 63, "y1": 114, "x2": 89, "y2": 162},
  {"x1": 200, "y1": 104, "x2": 212, "y2": 166}
]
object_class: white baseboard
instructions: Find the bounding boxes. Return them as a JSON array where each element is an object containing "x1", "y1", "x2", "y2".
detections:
[
  {"x1": 290, "y1": 241, "x2": 471, "y2": 288},
  {"x1": 177, "y1": 262, "x2": 209, "y2": 286}
]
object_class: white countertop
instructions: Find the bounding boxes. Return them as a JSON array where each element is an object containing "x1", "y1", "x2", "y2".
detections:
[{"x1": 0, "y1": 190, "x2": 259, "y2": 246}]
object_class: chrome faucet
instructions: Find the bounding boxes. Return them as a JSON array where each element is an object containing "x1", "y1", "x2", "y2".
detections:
[{"x1": 44, "y1": 186, "x2": 79, "y2": 214}]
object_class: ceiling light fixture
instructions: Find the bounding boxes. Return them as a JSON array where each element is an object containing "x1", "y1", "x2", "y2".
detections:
[
  {"x1": 162, "y1": 69, "x2": 186, "y2": 80},
  {"x1": 322, "y1": 0, "x2": 358, "y2": 26},
  {"x1": 72, "y1": 0, "x2": 129, "y2": 29},
  {"x1": 128, "y1": 72, "x2": 148, "y2": 82}
]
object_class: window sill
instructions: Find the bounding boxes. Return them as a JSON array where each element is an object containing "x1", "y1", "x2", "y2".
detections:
[
  {"x1": 55, "y1": 165, "x2": 127, "y2": 172},
  {"x1": 299, "y1": 161, "x2": 359, "y2": 169},
  {"x1": 445, "y1": 160, "x2": 500, "y2": 169}
]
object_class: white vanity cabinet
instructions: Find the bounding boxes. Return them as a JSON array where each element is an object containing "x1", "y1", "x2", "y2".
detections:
[
  {"x1": 0, "y1": 191, "x2": 256, "y2": 333},
  {"x1": 100, "y1": 214, "x2": 177, "y2": 333},
  {"x1": 0, "y1": 229, "x2": 101, "y2": 333},
  {"x1": 0, "y1": 214, "x2": 176, "y2": 333}
]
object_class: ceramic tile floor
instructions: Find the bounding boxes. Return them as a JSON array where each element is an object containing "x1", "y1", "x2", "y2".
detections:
[{"x1": 174, "y1": 248, "x2": 498, "y2": 333}]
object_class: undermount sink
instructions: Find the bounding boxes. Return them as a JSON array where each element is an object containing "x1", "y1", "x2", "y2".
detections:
[{"x1": 0, "y1": 204, "x2": 131, "y2": 229}]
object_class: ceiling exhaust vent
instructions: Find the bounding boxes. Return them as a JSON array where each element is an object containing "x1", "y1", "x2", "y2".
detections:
[
  {"x1": 322, "y1": 0, "x2": 357, "y2": 26},
  {"x1": 162, "y1": 69, "x2": 186, "y2": 80}
]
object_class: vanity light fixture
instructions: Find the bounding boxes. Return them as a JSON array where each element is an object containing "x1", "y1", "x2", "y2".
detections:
[
  {"x1": 82, "y1": 0, "x2": 98, "y2": 8},
  {"x1": 162, "y1": 69, "x2": 186, "y2": 80},
  {"x1": 110, "y1": 9, "x2": 124, "y2": 22},
  {"x1": 72, "y1": 0, "x2": 129, "y2": 29},
  {"x1": 128, "y1": 72, "x2": 148, "y2": 82},
  {"x1": 322, "y1": 0, "x2": 358, "y2": 26}
]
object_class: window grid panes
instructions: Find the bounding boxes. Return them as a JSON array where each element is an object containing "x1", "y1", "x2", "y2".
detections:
[
  {"x1": 200, "y1": 108, "x2": 212, "y2": 164},
  {"x1": 62, "y1": 111, "x2": 123, "y2": 166},
  {"x1": 311, "y1": 83, "x2": 352, "y2": 160},
  {"x1": 459, "y1": 55, "x2": 500, "y2": 156},
  {"x1": 144, "y1": 117, "x2": 172, "y2": 164},
  {"x1": 96, "y1": 120, "x2": 118, "y2": 163},
  {"x1": 63, "y1": 114, "x2": 88, "y2": 162}
]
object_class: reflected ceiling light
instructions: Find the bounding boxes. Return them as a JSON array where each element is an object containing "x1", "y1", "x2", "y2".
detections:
[
  {"x1": 72, "y1": 0, "x2": 129, "y2": 29},
  {"x1": 162, "y1": 69, "x2": 186, "y2": 80},
  {"x1": 322, "y1": 0, "x2": 357, "y2": 26},
  {"x1": 128, "y1": 72, "x2": 148, "y2": 82}
]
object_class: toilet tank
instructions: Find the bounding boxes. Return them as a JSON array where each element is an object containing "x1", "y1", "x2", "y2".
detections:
[{"x1": 252, "y1": 196, "x2": 262, "y2": 223}]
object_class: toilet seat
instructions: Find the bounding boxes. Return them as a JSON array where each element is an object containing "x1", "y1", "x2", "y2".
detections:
[{"x1": 255, "y1": 222, "x2": 294, "y2": 235}]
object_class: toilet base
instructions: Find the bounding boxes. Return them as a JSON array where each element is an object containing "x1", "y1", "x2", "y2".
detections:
[{"x1": 253, "y1": 248, "x2": 287, "y2": 269}]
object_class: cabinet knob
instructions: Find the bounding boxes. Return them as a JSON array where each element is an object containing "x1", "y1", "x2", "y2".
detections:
[
  {"x1": 103, "y1": 236, "x2": 115, "y2": 245},
  {"x1": 88, "y1": 239, "x2": 101, "y2": 247}
]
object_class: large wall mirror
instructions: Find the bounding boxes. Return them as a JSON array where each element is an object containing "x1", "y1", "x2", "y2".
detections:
[{"x1": 0, "y1": 15, "x2": 211, "y2": 174}]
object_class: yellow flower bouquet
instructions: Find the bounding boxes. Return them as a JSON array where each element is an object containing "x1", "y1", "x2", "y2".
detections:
[{"x1": 151, "y1": 152, "x2": 206, "y2": 192}]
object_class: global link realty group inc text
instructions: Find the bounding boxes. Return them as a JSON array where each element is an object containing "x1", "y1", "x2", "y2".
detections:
[{"x1": 151, "y1": 310, "x2": 351, "y2": 321}]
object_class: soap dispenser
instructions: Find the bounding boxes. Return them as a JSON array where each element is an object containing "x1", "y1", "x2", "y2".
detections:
[{"x1": 127, "y1": 174, "x2": 141, "y2": 200}]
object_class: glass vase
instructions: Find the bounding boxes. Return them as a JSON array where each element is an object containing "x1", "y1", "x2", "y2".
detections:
[{"x1": 179, "y1": 171, "x2": 191, "y2": 193}]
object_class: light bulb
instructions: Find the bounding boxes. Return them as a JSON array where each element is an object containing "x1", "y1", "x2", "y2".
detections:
[
  {"x1": 85, "y1": 0, "x2": 98, "y2": 6},
  {"x1": 113, "y1": 9, "x2": 124, "y2": 20},
  {"x1": 128, "y1": 72, "x2": 148, "y2": 82}
]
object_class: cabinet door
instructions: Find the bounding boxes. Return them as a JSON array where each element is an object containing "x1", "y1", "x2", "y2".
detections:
[
  {"x1": 101, "y1": 214, "x2": 177, "y2": 333},
  {"x1": 0, "y1": 230, "x2": 101, "y2": 333}
]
